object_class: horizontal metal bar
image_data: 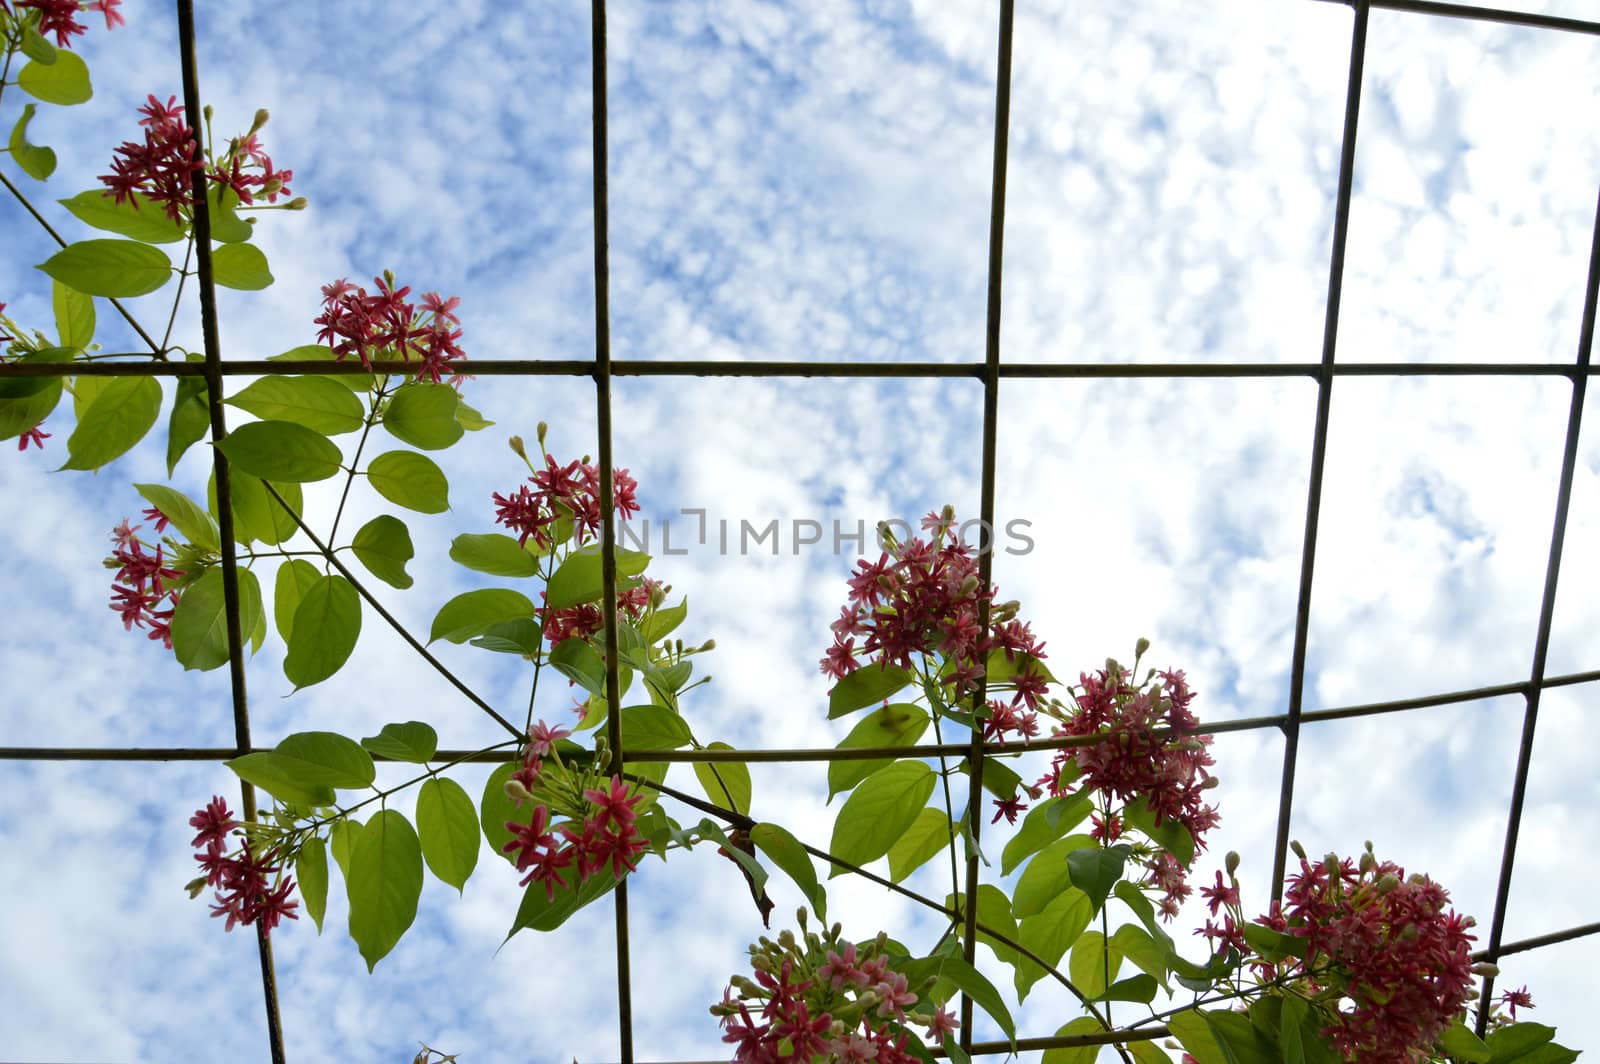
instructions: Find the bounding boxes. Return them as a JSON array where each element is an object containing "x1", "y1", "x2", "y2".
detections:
[
  {"x1": 0, "y1": 357, "x2": 1589, "y2": 380},
  {"x1": 1306, "y1": 0, "x2": 1600, "y2": 36}
]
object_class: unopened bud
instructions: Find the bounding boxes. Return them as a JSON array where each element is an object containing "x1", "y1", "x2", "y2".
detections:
[
  {"x1": 796, "y1": 907, "x2": 808, "y2": 932},
  {"x1": 1200, "y1": 775, "x2": 1220, "y2": 789},
  {"x1": 581, "y1": 453, "x2": 591, "y2": 465},
  {"x1": 503, "y1": 779, "x2": 532, "y2": 803},
  {"x1": 1359, "y1": 850, "x2": 1376, "y2": 874},
  {"x1": 777, "y1": 929, "x2": 797, "y2": 951},
  {"x1": 283, "y1": 197, "x2": 308, "y2": 210},
  {"x1": 1135, "y1": 637, "x2": 1151, "y2": 658},
  {"x1": 1471, "y1": 962, "x2": 1500, "y2": 977},
  {"x1": 698, "y1": 639, "x2": 716, "y2": 653},
  {"x1": 536, "y1": 421, "x2": 548, "y2": 446},
  {"x1": 202, "y1": 103, "x2": 214, "y2": 120},
  {"x1": 1290, "y1": 839, "x2": 1307, "y2": 860},
  {"x1": 877, "y1": 521, "x2": 898, "y2": 549},
  {"x1": 1375, "y1": 873, "x2": 1401, "y2": 894},
  {"x1": 1225, "y1": 851, "x2": 1241, "y2": 877},
  {"x1": 261, "y1": 177, "x2": 283, "y2": 197},
  {"x1": 250, "y1": 107, "x2": 270, "y2": 133},
  {"x1": 184, "y1": 875, "x2": 209, "y2": 899},
  {"x1": 508, "y1": 435, "x2": 527, "y2": 459}
]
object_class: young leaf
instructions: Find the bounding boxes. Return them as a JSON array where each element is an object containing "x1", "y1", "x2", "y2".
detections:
[
  {"x1": 416, "y1": 777, "x2": 479, "y2": 893},
  {"x1": 166, "y1": 371, "x2": 209, "y2": 474},
  {"x1": 449, "y1": 532, "x2": 539, "y2": 577},
  {"x1": 17, "y1": 50, "x2": 92, "y2": 106},
  {"x1": 828, "y1": 662, "x2": 914, "y2": 717},
  {"x1": 58, "y1": 189, "x2": 187, "y2": 243},
  {"x1": 60, "y1": 375, "x2": 161, "y2": 470},
  {"x1": 455, "y1": 399, "x2": 493, "y2": 430},
  {"x1": 295, "y1": 836, "x2": 329, "y2": 932},
  {"x1": 367, "y1": 449, "x2": 450, "y2": 514},
  {"x1": 52, "y1": 279, "x2": 94, "y2": 350},
  {"x1": 273, "y1": 558, "x2": 320, "y2": 642},
  {"x1": 692, "y1": 743, "x2": 751, "y2": 816},
  {"x1": 346, "y1": 809, "x2": 423, "y2": 971},
  {"x1": 360, "y1": 721, "x2": 438, "y2": 763},
  {"x1": 210, "y1": 470, "x2": 304, "y2": 546},
  {"x1": 134, "y1": 483, "x2": 220, "y2": 553},
  {"x1": 205, "y1": 184, "x2": 253, "y2": 243},
  {"x1": 827, "y1": 760, "x2": 936, "y2": 874},
  {"x1": 1123, "y1": 793, "x2": 1196, "y2": 867},
  {"x1": 506, "y1": 864, "x2": 618, "y2": 938},
  {"x1": 828, "y1": 702, "x2": 929, "y2": 800},
  {"x1": 619, "y1": 704, "x2": 693, "y2": 751},
  {"x1": 749, "y1": 822, "x2": 826, "y2": 919},
  {"x1": 429, "y1": 588, "x2": 535, "y2": 644},
  {"x1": 382, "y1": 383, "x2": 462, "y2": 450},
  {"x1": 225, "y1": 376, "x2": 364, "y2": 435},
  {"x1": 216, "y1": 420, "x2": 343, "y2": 483},
  {"x1": 9, "y1": 104, "x2": 57, "y2": 181},
  {"x1": 170, "y1": 567, "x2": 263, "y2": 672},
  {"x1": 640, "y1": 595, "x2": 688, "y2": 641},
  {"x1": 1110, "y1": 923, "x2": 1172, "y2": 991},
  {"x1": 1012, "y1": 835, "x2": 1095, "y2": 918},
  {"x1": 351, "y1": 514, "x2": 414, "y2": 590},
  {"x1": 1040, "y1": 1017, "x2": 1104, "y2": 1064},
  {"x1": 210, "y1": 242, "x2": 274, "y2": 290},
  {"x1": 38, "y1": 239, "x2": 169, "y2": 297},
  {"x1": 545, "y1": 545, "x2": 651, "y2": 610},
  {"x1": 329, "y1": 817, "x2": 364, "y2": 879},
  {"x1": 1066, "y1": 844, "x2": 1131, "y2": 916},
  {"x1": 1013, "y1": 888, "x2": 1093, "y2": 1001},
  {"x1": 283, "y1": 575, "x2": 361, "y2": 688},
  {"x1": 887, "y1": 806, "x2": 951, "y2": 883},
  {"x1": 19, "y1": 23, "x2": 57, "y2": 64},
  {"x1": 1002, "y1": 794, "x2": 1090, "y2": 876},
  {"x1": 1067, "y1": 930, "x2": 1123, "y2": 999}
]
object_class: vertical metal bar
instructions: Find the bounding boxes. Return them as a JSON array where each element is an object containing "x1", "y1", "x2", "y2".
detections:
[
  {"x1": 1271, "y1": 0, "x2": 1370, "y2": 900},
  {"x1": 174, "y1": 2, "x2": 285, "y2": 1061},
  {"x1": 590, "y1": 1, "x2": 633, "y2": 1060},
  {"x1": 960, "y1": 0, "x2": 1016, "y2": 1049},
  {"x1": 1474, "y1": 184, "x2": 1600, "y2": 1035}
]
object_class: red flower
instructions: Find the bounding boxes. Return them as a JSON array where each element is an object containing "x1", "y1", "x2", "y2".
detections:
[
  {"x1": 1499, "y1": 985, "x2": 1534, "y2": 1021},
  {"x1": 18, "y1": 0, "x2": 87, "y2": 46},
  {"x1": 990, "y1": 795, "x2": 1027, "y2": 824},
  {"x1": 582, "y1": 775, "x2": 643, "y2": 831},
  {"x1": 86, "y1": 0, "x2": 124, "y2": 30},
  {"x1": 17, "y1": 423, "x2": 49, "y2": 451}
]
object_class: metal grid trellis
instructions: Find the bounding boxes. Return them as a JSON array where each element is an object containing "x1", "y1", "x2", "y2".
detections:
[{"x1": 2, "y1": 0, "x2": 1598, "y2": 1061}]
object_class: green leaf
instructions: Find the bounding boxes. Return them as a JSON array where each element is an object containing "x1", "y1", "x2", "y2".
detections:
[
  {"x1": 1241, "y1": 922, "x2": 1306, "y2": 963},
  {"x1": 1040, "y1": 1016, "x2": 1104, "y2": 1064},
  {"x1": 1092, "y1": 973, "x2": 1158, "y2": 1004},
  {"x1": 429, "y1": 588, "x2": 535, "y2": 644},
  {"x1": 1169, "y1": 1009, "x2": 1228, "y2": 1064},
  {"x1": 382, "y1": 383, "x2": 462, "y2": 450},
  {"x1": 360, "y1": 721, "x2": 438, "y2": 763},
  {"x1": 365, "y1": 449, "x2": 448, "y2": 514},
  {"x1": 351, "y1": 514, "x2": 414, "y2": 590},
  {"x1": 902, "y1": 954, "x2": 1016, "y2": 1049},
  {"x1": 225, "y1": 376, "x2": 365, "y2": 435},
  {"x1": 1002, "y1": 794, "x2": 1089, "y2": 875},
  {"x1": 619, "y1": 704, "x2": 693, "y2": 751},
  {"x1": 1110, "y1": 923, "x2": 1171, "y2": 991},
  {"x1": 1013, "y1": 834, "x2": 1096, "y2": 918},
  {"x1": 454, "y1": 399, "x2": 492, "y2": 430},
  {"x1": 946, "y1": 884, "x2": 1019, "y2": 966},
  {"x1": 210, "y1": 470, "x2": 303, "y2": 546},
  {"x1": 886, "y1": 806, "x2": 951, "y2": 883},
  {"x1": 692, "y1": 743, "x2": 751, "y2": 815},
  {"x1": 1280, "y1": 996, "x2": 1342, "y2": 1064},
  {"x1": 205, "y1": 184, "x2": 253, "y2": 243},
  {"x1": 827, "y1": 702, "x2": 929, "y2": 800},
  {"x1": 1066, "y1": 844, "x2": 1131, "y2": 916},
  {"x1": 216, "y1": 420, "x2": 343, "y2": 483},
  {"x1": 449, "y1": 532, "x2": 539, "y2": 577},
  {"x1": 268, "y1": 344, "x2": 374, "y2": 390},
  {"x1": 1124, "y1": 794, "x2": 1196, "y2": 867},
  {"x1": 749, "y1": 822, "x2": 826, "y2": 919},
  {"x1": 283, "y1": 575, "x2": 361, "y2": 689},
  {"x1": 59, "y1": 375, "x2": 161, "y2": 470},
  {"x1": 272, "y1": 558, "x2": 319, "y2": 642},
  {"x1": 52, "y1": 279, "x2": 94, "y2": 350},
  {"x1": 416, "y1": 777, "x2": 479, "y2": 893},
  {"x1": 17, "y1": 50, "x2": 92, "y2": 106},
  {"x1": 170, "y1": 567, "x2": 263, "y2": 672},
  {"x1": 506, "y1": 862, "x2": 618, "y2": 937},
  {"x1": 828, "y1": 663, "x2": 914, "y2": 717},
  {"x1": 828, "y1": 760, "x2": 936, "y2": 874},
  {"x1": 1437, "y1": 1024, "x2": 1494, "y2": 1064},
  {"x1": 545, "y1": 545, "x2": 652, "y2": 610},
  {"x1": 38, "y1": 239, "x2": 169, "y2": 297},
  {"x1": 166, "y1": 372, "x2": 209, "y2": 474},
  {"x1": 1068, "y1": 930, "x2": 1123, "y2": 999},
  {"x1": 0, "y1": 348, "x2": 71, "y2": 440},
  {"x1": 58, "y1": 189, "x2": 188, "y2": 243},
  {"x1": 1013, "y1": 888, "x2": 1093, "y2": 1001},
  {"x1": 329, "y1": 818, "x2": 363, "y2": 880},
  {"x1": 19, "y1": 23, "x2": 57, "y2": 64},
  {"x1": 1486, "y1": 1023, "x2": 1556, "y2": 1061},
  {"x1": 480, "y1": 762, "x2": 527, "y2": 866},
  {"x1": 9, "y1": 104, "x2": 56, "y2": 181},
  {"x1": 1204, "y1": 1009, "x2": 1281, "y2": 1064},
  {"x1": 224, "y1": 752, "x2": 335, "y2": 807},
  {"x1": 346, "y1": 809, "x2": 423, "y2": 971},
  {"x1": 640, "y1": 596, "x2": 688, "y2": 641},
  {"x1": 469, "y1": 619, "x2": 543, "y2": 656},
  {"x1": 134, "y1": 483, "x2": 220, "y2": 553},
  {"x1": 271, "y1": 731, "x2": 376, "y2": 789},
  {"x1": 295, "y1": 837, "x2": 329, "y2": 932},
  {"x1": 209, "y1": 241, "x2": 273, "y2": 289}
]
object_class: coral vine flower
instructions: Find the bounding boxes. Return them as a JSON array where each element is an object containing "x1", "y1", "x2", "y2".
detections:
[
  {"x1": 583, "y1": 775, "x2": 643, "y2": 831},
  {"x1": 188, "y1": 796, "x2": 298, "y2": 935},
  {"x1": 312, "y1": 273, "x2": 462, "y2": 382}
]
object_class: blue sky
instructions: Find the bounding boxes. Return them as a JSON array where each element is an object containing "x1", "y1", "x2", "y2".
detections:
[{"x1": 2, "y1": 0, "x2": 1599, "y2": 1061}]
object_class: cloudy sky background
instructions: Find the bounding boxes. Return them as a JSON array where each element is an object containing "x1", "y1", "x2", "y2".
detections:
[{"x1": 1, "y1": 0, "x2": 1598, "y2": 1061}]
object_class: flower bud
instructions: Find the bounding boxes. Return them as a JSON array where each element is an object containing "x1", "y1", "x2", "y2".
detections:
[
  {"x1": 698, "y1": 639, "x2": 716, "y2": 653},
  {"x1": 508, "y1": 435, "x2": 527, "y2": 459},
  {"x1": 250, "y1": 108, "x2": 270, "y2": 133},
  {"x1": 1225, "y1": 851, "x2": 1241, "y2": 877},
  {"x1": 537, "y1": 421, "x2": 549, "y2": 446},
  {"x1": 777, "y1": 929, "x2": 797, "y2": 951},
  {"x1": 261, "y1": 177, "x2": 283, "y2": 197},
  {"x1": 1289, "y1": 839, "x2": 1307, "y2": 860},
  {"x1": 504, "y1": 779, "x2": 532, "y2": 803},
  {"x1": 1359, "y1": 850, "x2": 1376, "y2": 874},
  {"x1": 184, "y1": 875, "x2": 209, "y2": 899},
  {"x1": 284, "y1": 197, "x2": 308, "y2": 210},
  {"x1": 796, "y1": 908, "x2": 808, "y2": 932},
  {"x1": 1135, "y1": 637, "x2": 1151, "y2": 658},
  {"x1": 1471, "y1": 962, "x2": 1500, "y2": 977},
  {"x1": 203, "y1": 104, "x2": 214, "y2": 120},
  {"x1": 1375, "y1": 873, "x2": 1400, "y2": 894}
]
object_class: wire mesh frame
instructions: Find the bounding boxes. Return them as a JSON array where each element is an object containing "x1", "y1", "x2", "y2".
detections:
[{"x1": 1, "y1": 0, "x2": 1598, "y2": 1061}]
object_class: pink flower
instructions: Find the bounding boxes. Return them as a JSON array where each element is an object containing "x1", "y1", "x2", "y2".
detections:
[
  {"x1": 990, "y1": 795, "x2": 1027, "y2": 824},
  {"x1": 86, "y1": 0, "x2": 124, "y2": 30},
  {"x1": 871, "y1": 970, "x2": 918, "y2": 1021},
  {"x1": 925, "y1": 1004, "x2": 960, "y2": 1041},
  {"x1": 18, "y1": 424, "x2": 50, "y2": 451},
  {"x1": 582, "y1": 775, "x2": 643, "y2": 830},
  {"x1": 1200, "y1": 869, "x2": 1239, "y2": 916},
  {"x1": 1499, "y1": 985, "x2": 1534, "y2": 1021},
  {"x1": 18, "y1": 0, "x2": 87, "y2": 46},
  {"x1": 188, "y1": 795, "x2": 236, "y2": 848},
  {"x1": 525, "y1": 719, "x2": 572, "y2": 759},
  {"x1": 817, "y1": 943, "x2": 870, "y2": 991},
  {"x1": 99, "y1": 96, "x2": 202, "y2": 223}
]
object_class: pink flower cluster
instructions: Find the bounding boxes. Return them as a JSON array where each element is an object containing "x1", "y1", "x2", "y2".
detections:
[
  {"x1": 1039, "y1": 663, "x2": 1218, "y2": 917},
  {"x1": 107, "y1": 510, "x2": 182, "y2": 649},
  {"x1": 822, "y1": 511, "x2": 1044, "y2": 700},
  {"x1": 493, "y1": 452, "x2": 641, "y2": 553},
  {"x1": 313, "y1": 275, "x2": 464, "y2": 383},
  {"x1": 1254, "y1": 851, "x2": 1478, "y2": 1063},
  {"x1": 188, "y1": 795, "x2": 299, "y2": 935},
  {"x1": 501, "y1": 722, "x2": 649, "y2": 901},
  {"x1": 715, "y1": 939, "x2": 958, "y2": 1064},
  {"x1": 0, "y1": 0, "x2": 124, "y2": 46},
  {"x1": 541, "y1": 578, "x2": 657, "y2": 647}
]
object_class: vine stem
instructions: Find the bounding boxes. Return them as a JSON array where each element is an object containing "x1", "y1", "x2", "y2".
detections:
[
  {"x1": 303, "y1": 737, "x2": 523, "y2": 832},
  {"x1": 327, "y1": 378, "x2": 389, "y2": 546},
  {"x1": 161, "y1": 237, "x2": 196, "y2": 352}
]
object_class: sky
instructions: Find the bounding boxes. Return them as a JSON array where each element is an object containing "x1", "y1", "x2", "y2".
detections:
[{"x1": 1, "y1": 0, "x2": 1598, "y2": 1061}]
